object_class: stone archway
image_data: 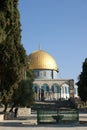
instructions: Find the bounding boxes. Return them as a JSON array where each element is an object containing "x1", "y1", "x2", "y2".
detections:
[
  {"x1": 51, "y1": 83, "x2": 60, "y2": 100},
  {"x1": 61, "y1": 83, "x2": 70, "y2": 100},
  {"x1": 41, "y1": 84, "x2": 50, "y2": 101},
  {"x1": 33, "y1": 83, "x2": 40, "y2": 101}
]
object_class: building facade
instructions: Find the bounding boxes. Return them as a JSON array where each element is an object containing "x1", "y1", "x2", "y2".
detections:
[{"x1": 27, "y1": 49, "x2": 75, "y2": 101}]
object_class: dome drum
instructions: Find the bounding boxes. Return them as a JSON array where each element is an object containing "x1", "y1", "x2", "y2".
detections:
[{"x1": 33, "y1": 69, "x2": 58, "y2": 79}]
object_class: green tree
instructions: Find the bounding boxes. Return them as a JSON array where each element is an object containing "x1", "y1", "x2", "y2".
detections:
[
  {"x1": 77, "y1": 58, "x2": 87, "y2": 102},
  {"x1": 0, "y1": 0, "x2": 26, "y2": 111},
  {"x1": 9, "y1": 70, "x2": 35, "y2": 111}
]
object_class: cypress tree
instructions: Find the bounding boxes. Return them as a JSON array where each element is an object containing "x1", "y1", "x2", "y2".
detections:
[
  {"x1": 0, "y1": 0, "x2": 26, "y2": 111},
  {"x1": 77, "y1": 58, "x2": 87, "y2": 102}
]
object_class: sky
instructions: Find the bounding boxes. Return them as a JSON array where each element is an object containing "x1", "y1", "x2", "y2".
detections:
[{"x1": 18, "y1": 0, "x2": 87, "y2": 84}]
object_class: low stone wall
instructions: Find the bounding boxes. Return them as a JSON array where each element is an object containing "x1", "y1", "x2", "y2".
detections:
[
  {"x1": 17, "y1": 108, "x2": 31, "y2": 117},
  {"x1": 0, "y1": 114, "x2": 4, "y2": 121},
  {"x1": 0, "y1": 107, "x2": 31, "y2": 120}
]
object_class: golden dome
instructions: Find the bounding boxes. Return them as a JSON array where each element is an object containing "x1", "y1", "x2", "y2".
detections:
[{"x1": 27, "y1": 50, "x2": 58, "y2": 72}]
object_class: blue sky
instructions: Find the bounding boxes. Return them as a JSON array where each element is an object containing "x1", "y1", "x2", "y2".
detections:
[{"x1": 18, "y1": 0, "x2": 87, "y2": 84}]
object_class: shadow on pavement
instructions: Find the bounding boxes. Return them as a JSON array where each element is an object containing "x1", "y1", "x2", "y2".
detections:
[{"x1": 0, "y1": 122, "x2": 87, "y2": 128}]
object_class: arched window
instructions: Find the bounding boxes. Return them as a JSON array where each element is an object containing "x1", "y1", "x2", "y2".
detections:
[
  {"x1": 33, "y1": 84, "x2": 39, "y2": 93},
  {"x1": 61, "y1": 84, "x2": 69, "y2": 94},
  {"x1": 41, "y1": 84, "x2": 49, "y2": 92},
  {"x1": 52, "y1": 84, "x2": 60, "y2": 93},
  {"x1": 61, "y1": 86, "x2": 64, "y2": 93}
]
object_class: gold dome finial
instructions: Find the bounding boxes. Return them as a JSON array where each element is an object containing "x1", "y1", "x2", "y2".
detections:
[{"x1": 38, "y1": 43, "x2": 41, "y2": 50}]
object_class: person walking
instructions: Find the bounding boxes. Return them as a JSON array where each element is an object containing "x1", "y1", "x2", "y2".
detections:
[{"x1": 14, "y1": 107, "x2": 18, "y2": 118}]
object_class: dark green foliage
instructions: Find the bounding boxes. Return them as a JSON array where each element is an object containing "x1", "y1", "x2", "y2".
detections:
[
  {"x1": 77, "y1": 58, "x2": 87, "y2": 102},
  {"x1": 12, "y1": 80, "x2": 35, "y2": 107},
  {"x1": 0, "y1": 0, "x2": 19, "y2": 43},
  {"x1": 0, "y1": 0, "x2": 26, "y2": 111},
  {"x1": 0, "y1": 42, "x2": 26, "y2": 106},
  {"x1": 0, "y1": 0, "x2": 34, "y2": 111},
  {"x1": 11, "y1": 70, "x2": 35, "y2": 108}
]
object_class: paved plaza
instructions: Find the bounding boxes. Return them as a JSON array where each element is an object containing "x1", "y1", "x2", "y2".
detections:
[
  {"x1": 0, "y1": 123, "x2": 87, "y2": 130},
  {"x1": 0, "y1": 113, "x2": 87, "y2": 130}
]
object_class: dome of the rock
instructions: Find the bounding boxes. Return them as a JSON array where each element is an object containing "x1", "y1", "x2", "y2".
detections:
[{"x1": 28, "y1": 50, "x2": 58, "y2": 72}]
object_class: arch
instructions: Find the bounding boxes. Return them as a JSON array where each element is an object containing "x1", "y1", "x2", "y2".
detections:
[
  {"x1": 33, "y1": 83, "x2": 40, "y2": 101},
  {"x1": 52, "y1": 83, "x2": 60, "y2": 93},
  {"x1": 40, "y1": 84, "x2": 50, "y2": 101},
  {"x1": 41, "y1": 83, "x2": 50, "y2": 92},
  {"x1": 33, "y1": 83, "x2": 39, "y2": 93},
  {"x1": 61, "y1": 83, "x2": 70, "y2": 99},
  {"x1": 61, "y1": 83, "x2": 69, "y2": 94}
]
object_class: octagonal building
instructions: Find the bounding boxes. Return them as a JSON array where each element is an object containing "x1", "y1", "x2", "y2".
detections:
[{"x1": 27, "y1": 49, "x2": 74, "y2": 101}]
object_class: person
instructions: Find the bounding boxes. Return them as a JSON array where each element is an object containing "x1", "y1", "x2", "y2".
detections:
[{"x1": 14, "y1": 107, "x2": 18, "y2": 118}]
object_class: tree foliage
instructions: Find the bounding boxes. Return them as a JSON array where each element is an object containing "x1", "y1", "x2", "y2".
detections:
[
  {"x1": 10, "y1": 70, "x2": 35, "y2": 110},
  {"x1": 77, "y1": 58, "x2": 87, "y2": 102},
  {"x1": 0, "y1": 0, "x2": 26, "y2": 111}
]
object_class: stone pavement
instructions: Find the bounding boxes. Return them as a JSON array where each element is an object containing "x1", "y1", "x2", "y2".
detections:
[
  {"x1": 0, "y1": 113, "x2": 87, "y2": 130},
  {"x1": 0, "y1": 123, "x2": 87, "y2": 130}
]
